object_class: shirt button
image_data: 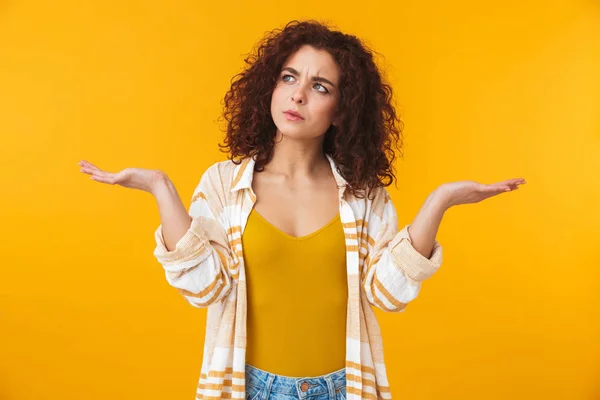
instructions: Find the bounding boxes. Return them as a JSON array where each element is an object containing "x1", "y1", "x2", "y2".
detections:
[{"x1": 300, "y1": 382, "x2": 309, "y2": 392}]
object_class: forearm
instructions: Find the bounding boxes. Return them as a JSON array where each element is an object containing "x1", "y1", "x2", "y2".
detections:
[
  {"x1": 407, "y1": 188, "x2": 450, "y2": 259},
  {"x1": 152, "y1": 174, "x2": 193, "y2": 252}
]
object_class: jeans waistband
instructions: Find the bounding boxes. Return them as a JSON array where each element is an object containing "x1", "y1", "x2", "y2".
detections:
[{"x1": 245, "y1": 363, "x2": 346, "y2": 397}]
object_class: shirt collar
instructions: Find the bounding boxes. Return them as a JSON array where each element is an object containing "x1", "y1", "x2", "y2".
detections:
[{"x1": 230, "y1": 153, "x2": 348, "y2": 193}]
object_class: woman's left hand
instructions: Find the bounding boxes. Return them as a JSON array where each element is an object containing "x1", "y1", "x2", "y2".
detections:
[{"x1": 438, "y1": 178, "x2": 526, "y2": 208}]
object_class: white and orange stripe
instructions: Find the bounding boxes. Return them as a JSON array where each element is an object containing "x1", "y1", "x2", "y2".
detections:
[{"x1": 153, "y1": 154, "x2": 443, "y2": 399}]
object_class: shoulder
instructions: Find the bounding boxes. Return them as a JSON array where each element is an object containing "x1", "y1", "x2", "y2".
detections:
[
  {"x1": 360, "y1": 186, "x2": 397, "y2": 225},
  {"x1": 342, "y1": 185, "x2": 396, "y2": 227},
  {"x1": 190, "y1": 158, "x2": 246, "y2": 217},
  {"x1": 346, "y1": 185, "x2": 392, "y2": 208},
  {"x1": 199, "y1": 158, "x2": 245, "y2": 191}
]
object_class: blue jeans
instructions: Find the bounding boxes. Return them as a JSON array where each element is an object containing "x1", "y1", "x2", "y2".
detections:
[{"x1": 245, "y1": 363, "x2": 347, "y2": 400}]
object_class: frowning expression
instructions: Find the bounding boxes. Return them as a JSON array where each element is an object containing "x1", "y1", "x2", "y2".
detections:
[{"x1": 270, "y1": 45, "x2": 341, "y2": 140}]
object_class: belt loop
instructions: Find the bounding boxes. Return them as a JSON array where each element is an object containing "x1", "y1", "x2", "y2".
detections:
[
  {"x1": 262, "y1": 373, "x2": 275, "y2": 400},
  {"x1": 325, "y1": 376, "x2": 336, "y2": 399}
]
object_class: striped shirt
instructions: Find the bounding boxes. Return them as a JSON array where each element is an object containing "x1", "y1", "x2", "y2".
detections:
[{"x1": 153, "y1": 154, "x2": 443, "y2": 400}]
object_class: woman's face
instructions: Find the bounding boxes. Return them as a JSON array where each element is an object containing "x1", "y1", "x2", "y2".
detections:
[{"x1": 270, "y1": 44, "x2": 340, "y2": 141}]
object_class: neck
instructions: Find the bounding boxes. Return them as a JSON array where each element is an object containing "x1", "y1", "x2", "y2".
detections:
[{"x1": 264, "y1": 130, "x2": 329, "y2": 178}]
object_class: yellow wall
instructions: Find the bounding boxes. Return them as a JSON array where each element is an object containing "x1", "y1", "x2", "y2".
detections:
[{"x1": 1, "y1": 1, "x2": 598, "y2": 399}]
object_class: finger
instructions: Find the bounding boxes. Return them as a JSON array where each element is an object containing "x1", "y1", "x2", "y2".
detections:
[
  {"x1": 489, "y1": 181, "x2": 511, "y2": 187},
  {"x1": 485, "y1": 183, "x2": 506, "y2": 189},
  {"x1": 491, "y1": 178, "x2": 525, "y2": 186},
  {"x1": 497, "y1": 185, "x2": 519, "y2": 192},
  {"x1": 507, "y1": 178, "x2": 526, "y2": 186},
  {"x1": 92, "y1": 170, "x2": 116, "y2": 180},
  {"x1": 482, "y1": 184, "x2": 509, "y2": 192},
  {"x1": 485, "y1": 186, "x2": 515, "y2": 198},
  {"x1": 90, "y1": 174, "x2": 116, "y2": 184},
  {"x1": 80, "y1": 166, "x2": 107, "y2": 176},
  {"x1": 81, "y1": 167, "x2": 115, "y2": 181},
  {"x1": 509, "y1": 180, "x2": 525, "y2": 189},
  {"x1": 504, "y1": 184, "x2": 521, "y2": 192},
  {"x1": 79, "y1": 160, "x2": 103, "y2": 172},
  {"x1": 80, "y1": 166, "x2": 95, "y2": 175}
]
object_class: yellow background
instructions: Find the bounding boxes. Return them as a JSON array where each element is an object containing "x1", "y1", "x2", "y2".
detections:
[{"x1": 1, "y1": 0, "x2": 599, "y2": 399}]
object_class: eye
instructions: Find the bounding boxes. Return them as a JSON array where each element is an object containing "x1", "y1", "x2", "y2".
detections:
[
  {"x1": 314, "y1": 83, "x2": 329, "y2": 94},
  {"x1": 281, "y1": 74, "x2": 329, "y2": 94}
]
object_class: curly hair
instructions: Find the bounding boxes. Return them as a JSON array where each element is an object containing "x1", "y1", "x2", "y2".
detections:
[{"x1": 217, "y1": 19, "x2": 404, "y2": 198}]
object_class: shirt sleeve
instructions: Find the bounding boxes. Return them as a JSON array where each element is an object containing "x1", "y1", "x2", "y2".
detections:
[
  {"x1": 361, "y1": 187, "x2": 443, "y2": 312},
  {"x1": 153, "y1": 164, "x2": 234, "y2": 308}
]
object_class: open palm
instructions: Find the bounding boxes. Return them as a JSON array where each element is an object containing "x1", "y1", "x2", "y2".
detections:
[
  {"x1": 442, "y1": 178, "x2": 526, "y2": 207},
  {"x1": 78, "y1": 160, "x2": 164, "y2": 194}
]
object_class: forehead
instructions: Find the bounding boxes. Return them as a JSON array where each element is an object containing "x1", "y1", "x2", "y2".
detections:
[{"x1": 283, "y1": 45, "x2": 340, "y2": 82}]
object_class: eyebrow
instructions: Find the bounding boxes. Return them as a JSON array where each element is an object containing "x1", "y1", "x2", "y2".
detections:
[{"x1": 281, "y1": 67, "x2": 337, "y2": 89}]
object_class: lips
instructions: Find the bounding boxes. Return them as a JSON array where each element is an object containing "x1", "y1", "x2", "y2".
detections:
[{"x1": 284, "y1": 110, "x2": 304, "y2": 119}]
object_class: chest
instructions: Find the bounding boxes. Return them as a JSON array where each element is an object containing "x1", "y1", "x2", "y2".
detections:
[{"x1": 250, "y1": 172, "x2": 341, "y2": 239}]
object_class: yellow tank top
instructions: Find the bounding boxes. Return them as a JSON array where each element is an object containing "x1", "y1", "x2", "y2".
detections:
[{"x1": 242, "y1": 207, "x2": 348, "y2": 377}]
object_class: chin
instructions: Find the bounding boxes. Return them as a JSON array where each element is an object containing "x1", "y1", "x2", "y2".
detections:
[
  {"x1": 273, "y1": 115, "x2": 326, "y2": 139},
  {"x1": 277, "y1": 128, "x2": 325, "y2": 141},
  {"x1": 276, "y1": 126, "x2": 310, "y2": 138}
]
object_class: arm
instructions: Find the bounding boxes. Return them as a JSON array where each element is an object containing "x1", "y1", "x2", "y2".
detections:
[
  {"x1": 406, "y1": 189, "x2": 449, "y2": 260},
  {"x1": 152, "y1": 165, "x2": 234, "y2": 308},
  {"x1": 404, "y1": 178, "x2": 525, "y2": 259},
  {"x1": 361, "y1": 187, "x2": 444, "y2": 312},
  {"x1": 153, "y1": 175, "x2": 193, "y2": 252}
]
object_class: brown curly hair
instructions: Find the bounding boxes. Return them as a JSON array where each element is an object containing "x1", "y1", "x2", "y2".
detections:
[{"x1": 217, "y1": 19, "x2": 404, "y2": 198}]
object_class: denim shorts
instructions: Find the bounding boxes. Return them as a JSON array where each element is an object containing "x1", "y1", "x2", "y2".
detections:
[{"x1": 245, "y1": 363, "x2": 347, "y2": 400}]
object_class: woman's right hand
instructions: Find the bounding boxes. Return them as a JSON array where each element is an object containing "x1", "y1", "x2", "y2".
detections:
[{"x1": 79, "y1": 160, "x2": 166, "y2": 195}]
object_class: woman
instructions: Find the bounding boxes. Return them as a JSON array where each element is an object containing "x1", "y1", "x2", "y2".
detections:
[{"x1": 79, "y1": 20, "x2": 525, "y2": 400}]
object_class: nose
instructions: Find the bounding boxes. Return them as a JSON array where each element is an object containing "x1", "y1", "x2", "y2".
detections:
[
  {"x1": 291, "y1": 92, "x2": 304, "y2": 104},
  {"x1": 290, "y1": 82, "x2": 307, "y2": 104}
]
